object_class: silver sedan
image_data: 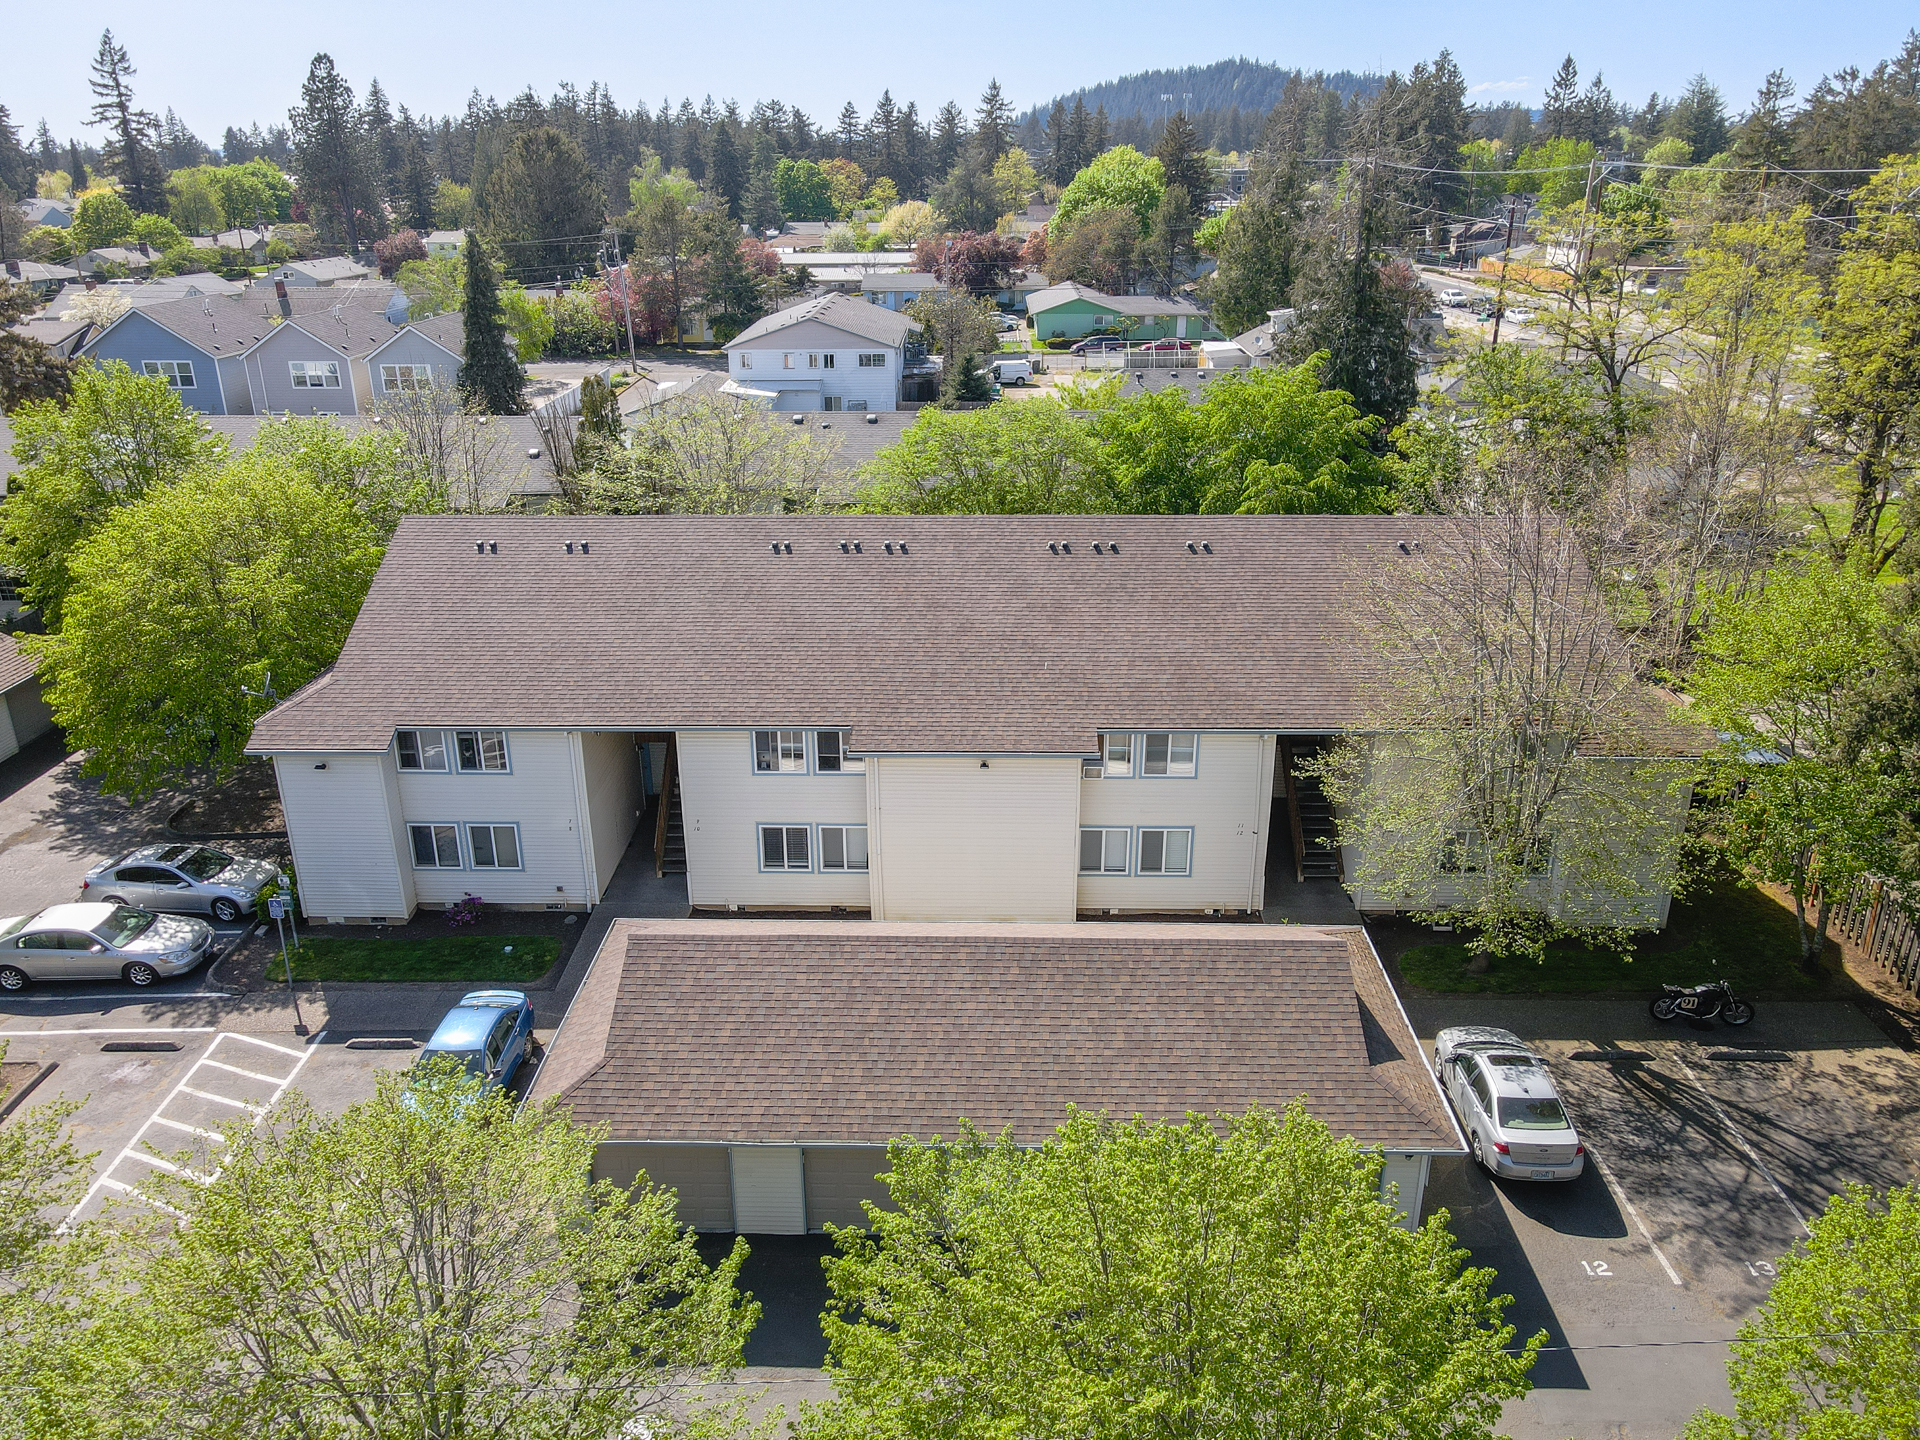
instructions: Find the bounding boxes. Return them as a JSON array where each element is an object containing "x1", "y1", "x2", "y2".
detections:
[
  {"x1": 82, "y1": 844, "x2": 284, "y2": 923},
  {"x1": 1435, "y1": 1026, "x2": 1586, "y2": 1181},
  {"x1": 0, "y1": 902, "x2": 216, "y2": 990}
]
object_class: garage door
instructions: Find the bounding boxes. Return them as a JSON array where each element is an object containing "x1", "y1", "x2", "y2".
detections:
[
  {"x1": 729, "y1": 1145, "x2": 806, "y2": 1234},
  {"x1": 594, "y1": 1144, "x2": 734, "y2": 1231},
  {"x1": 803, "y1": 1146, "x2": 893, "y2": 1230}
]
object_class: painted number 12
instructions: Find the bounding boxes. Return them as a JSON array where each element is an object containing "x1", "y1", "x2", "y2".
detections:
[{"x1": 1581, "y1": 1261, "x2": 1613, "y2": 1277}]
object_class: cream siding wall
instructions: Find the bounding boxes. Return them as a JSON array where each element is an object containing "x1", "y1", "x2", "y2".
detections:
[
  {"x1": 676, "y1": 729, "x2": 872, "y2": 910},
  {"x1": 803, "y1": 1146, "x2": 892, "y2": 1230},
  {"x1": 1379, "y1": 1153, "x2": 1431, "y2": 1229},
  {"x1": 0, "y1": 692, "x2": 16, "y2": 761},
  {"x1": 579, "y1": 731, "x2": 644, "y2": 902},
  {"x1": 394, "y1": 729, "x2": 591, "y2": 909},
  {"x1": 867, "y1": 756, "x2": 1079, "y2": 921},
  {"x1": 594, "y1": 1144, "x2": 733, "y2": 1230},
  {"x1": 1076, "y1": 734, "x2": 1273, "y2": 913},
  {"x1": 274, "y1": 752, "x2": 414, "y2": 920},
  {"x1": 729, "y1": 1145, "x2": 807, "y2": 1233}
]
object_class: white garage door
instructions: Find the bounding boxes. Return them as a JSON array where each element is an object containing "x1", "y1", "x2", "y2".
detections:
[
  {"x1": 803, "y1": 1146, "x2": 893, "y2": 1230},
  {"x1": 729, "y1": 1145, "x2": 806, "y2": 1234},
  {"x1": 594, "y1": 1144, "x2": 734, "y2": 1231}
]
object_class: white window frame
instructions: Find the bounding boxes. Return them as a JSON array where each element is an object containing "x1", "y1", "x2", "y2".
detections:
[
  {"x1": 822, "y1": 352, "x2": 836, "y2": 369},
  {"x1": 822, "y1": 395, "x2": 843, "y2": 412},
  {"x1": 1440, "y1": 831, "x2": 1483, "y2": 875},
  {"x1": 1142, "y1": 732, "x2": 1198, "y2": 777},
  {"x1": 759, "y1": 823, "x2": 812, "y2": 872},
  {"x1": 466, "y1": 823, "x2": 522, "y2": 870},
  {"x1": 289, "y1": 359, "x2": 342, "y2": 389},
  {"x1": 783, "y1": 352, "x2": 796, "y2": 369},
  {"x1": 819, "y1": 824, "x2": 869, "y2": 872},
  {"x1": 753, "y1": 730, "x2": 808, "y2": 774},
  {"x1": 453, "y1": 729, "x2": 510, "y2": 773},
  {"x1": 814, "y1": 731, "x2": 864, "y2": 774},
  {"x1": 1079, "y1": 827, "x2": 1130, "y2": 875},
  {"x1": 858, "y1": 352, "x2": 886, "y2": 367},
  {"x1": 381, "y1": 363, "x2": 433, "y2": 391},
  {"x1": 1101, "y1": 733, "x2": 1134, "y2": 778},
  {"x1": 142, "y1": 359, "x2": 195, "y2": 389},
  {"x1": 739, "y1": 352, "x2": 752, "y2": 370},
  {"x1": 808, "y1": 353, "x2": 820, "y2": 368},
  {"x1": 395, "y1": 728, "x2": 450, "y2": 772},
  {"x1": 409, "y1": 823, "x2": 462, "y2": 869},
  {"x1": 1137, "y1": 827, "x2": 1193, "y2": 877}
]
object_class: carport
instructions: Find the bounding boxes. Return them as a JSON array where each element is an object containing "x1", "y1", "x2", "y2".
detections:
[{"x1": 529, "y1": 919, "x2": 1462, "y2": 1233}]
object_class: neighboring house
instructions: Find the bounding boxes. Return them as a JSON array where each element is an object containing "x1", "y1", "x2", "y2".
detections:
[
  {"x1": 528, "y1": 919, "x2": 1462, "y2": 1233},
  {"x1": 19, "y1": 197, "x2": 73, "y2": 229},
  {"x1": 10, "y1": 311, "x2": 95, "y2": 358},
  {"x1": 242, "y1": 515, "x2": 1694, "y2": 930},
  {"x1": 1026, "y1": 281, "x2": 1218, "y2": 342},
  {"x1": 0, "y1": 635, "x2": 56, "y2": 761},
  {"x1": 266, "y1": 256, "x2": 374, "y2": 287},
  {"x1": 79, "y1": 297, "x2": 265, "y2": 413},
  {"x1": 862, "y1": 272, "x2": 947, "y2": 312},
  {"x1": 1007, "y1": 200, "x2": 1056, "y2": 237},
  {"x1": 191, "y1": 229, "x2": 273, "y2": 262},
  {"x1": 75, "y1": 246, "x2": 156, "y2": 277},
  {"x1": 778, "y1": 250, "x2": 914, "y2": 292},
  {"x1": 423, "y1": 230, "x2": 466, "y2": 257},
  {"x1": 722, "y1": 294, "x2": 918, "y2": 412},
  {"x1": 364, "y1": 310, "x2": 463, "y2": 400},
  {"x1": 1229, "y1": 307, "x2": 1296, "y2": 367},
  {"x1": 1, "y1": 258, "x2": 78, "y2": 297}
]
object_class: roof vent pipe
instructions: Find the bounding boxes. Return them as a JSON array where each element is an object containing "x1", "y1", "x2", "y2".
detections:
[
  {"x1": 884, "y1": 542, "x2": 894, "y2": 554},
  {"x1": 1201, "y1": 541, "x2": 1212, "y2": 553},
  {"x1": 1186, "y1": 541, "x2": 1197, "y2": 554}
]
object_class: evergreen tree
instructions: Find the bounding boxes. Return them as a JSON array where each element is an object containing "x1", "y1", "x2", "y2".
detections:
[
  {"x1": 0, "y1": 108, "x2": 29, "y2": 199},
  {"x1": 932, "y1": 101, "x2": 968, "y2": 178},
  {"x1": 290, "y1": 53, "x2": 370, "y2": 253},
  {"x1": 221, "y1": 125, "x2": 257, "y2": 164},
  {"x1": 1207, "y1": 97, "x2": 1311, "y2": 334},
  {"x1": 1500, "y1": 104, "x2": 1535, "y2": 157},
  {"x1": 942, "y1": 349, "x2": 994, "y2": 405},
  {"x1": 1732, "y1": 70, "x2": 1797, "y2": 171},
  {"x1": 361, "y1": 79, "x2": 402, "y2": 205},
  {"x1": 459, "y1": 236, "x2": 524, "y2": 414},
  {"x1": 836, "y1": 102, "x2": 865, "y2": 160},
  {"x1": 66, "y1": 140, "x2": 87, "y2": 194},
  {"x1": 483, "y1": 126, "x2": 604, "y2": 275},
  {"x1": 1089, "y1": 103, "x2": 1111, "y2": 156},
  {"x1": 1579, "y1": 72, "x2": 1619, "y2": 147},
  {"x1": 696, "y1": 214, "x2": 765, "y2": 342},
  {"x1": 973, "y1": 79, "x2": 1014, "y2": 164},
  {"x1": 1541, "y1": 55, "x2": 1582, "y2": 139},
  {"x1": 707, "y1": 122, "x2": 745, "y2": 219},
  {"x1": 1153, "y1": 112, "x2": 1210, "y2": 217},
  {"x1": 1045, "y1": 100, "x2": 1070, "y2": 185},
  {"x1": 1664, "y1": 74, "x2": 1731, "y2": 160},
  {"x1": 398, "y1": 133, "x2": 438, "y2": 233},
  {"x1": 745, "y1": 133, "x2": 784, "y2": 233},
  {"x1": 899, "y1": 101, "x2": 930, "y2": 198},
  {"x1": 87, "y1": 30, "x2": 164, "y2": 211},
  {"x1": 32, "y1": 120, "x2": 60, "y2": 176},
  {"x1": 158, "y1": 109, "x2": 208, "y2": 170}
]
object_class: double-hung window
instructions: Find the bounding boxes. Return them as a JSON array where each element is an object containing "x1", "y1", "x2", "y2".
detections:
[
  {"x1": 381, "y1": 363, "x2": 433, "y2": 391},
  {"x1": 467, "y1": 823, "x2": 521, "y2": 869},
  {"x1": 409, "y1": 824, "x2": 461, "y2": 868},
  {"x1": 396, "y1": 729, "x2": 450, "y2": 771},
  {"x1": 1142, "y1": 733, "x2": 1197, "y2": 776},
  {"x1": 753, "y1": 730, "x2": 807, "y2": 773},
  {"x1": 783, "y1": 353, "x2": 796, "y2": 369},
  {"x1": 1080, "y1": 827, "x2": 1130, "y2": 875},
  {"x1": 822, "y1": 395, "x2": 843, "y2": 412},
  {"x1": 142, "y1": 360, "x2": 195, "y2": 389},
  {"x1": 454, "y1": 730, "x2": 509, "y2": 772},
  {"x1": 290, "y1": 360, "x2": 341, "y2": 389},
  {"x1": 1137, "y1": 828, "x2": 1193, "y2": 876},
  {"x1": 1439, "y1": 831, "x2": 1483, "y2": 874},
  {"x1": 760, "y1": 824, "x2": 811, "y2": 871},
  {"x1": 820, "y1": 825, "x2": 868, "y2": 871},
  {"x1": 815, "y1": 731, "x2": 864, "y2": 774},
  {"x1": 1101, "y1": 734, "x2": 1133, "y2": 778},
  {"x1": 821, "y1": 353, "x2": 836, "y2": 369},
  {"x1": 858, "y1": 352, "x2": 886, "y2": 367},
  {"x1": 740, "y1": 353, "x2": 753, "y2": 370}
]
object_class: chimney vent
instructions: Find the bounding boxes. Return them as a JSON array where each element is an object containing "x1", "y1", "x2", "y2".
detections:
[{"x1": 274, "y1": 279, "x2": 291, "y2": 318}]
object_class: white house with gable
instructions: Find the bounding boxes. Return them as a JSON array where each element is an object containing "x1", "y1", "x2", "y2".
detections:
[{"x1": 721, "y1": 294, "x2": 918, "y2": 412}]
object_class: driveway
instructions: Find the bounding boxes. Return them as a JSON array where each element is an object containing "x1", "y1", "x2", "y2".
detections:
[{"x1": 1402, "y1": 992, "x2": 1920, "y2": 1440}]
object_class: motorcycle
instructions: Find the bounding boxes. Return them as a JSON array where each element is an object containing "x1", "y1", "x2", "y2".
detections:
[{"x1": 1650, "y1": 980, "x2": 1754, "y2": 1027}]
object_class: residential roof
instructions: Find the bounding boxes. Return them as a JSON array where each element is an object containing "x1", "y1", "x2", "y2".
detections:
[
  {"x1": 275, "y1": 256, "x2": 373, "y2": 282},
  {"x1": 91, "y1": 288, "x2": 410, "y2": 361},
  {"x1": 528, "y1": 920, "x2": 1460, "y2": 1152},
  {"x1": 3, "y1": 260, "x2": 78, "y2": 285},
  {"x1": 725, "y1": 293, "x2": 920, "y2": 350},
  {"x1": 424, "y1": 230, "x2": 466, "y2": 246},
  {"x1": 83, "y1": 247, "x2": 153, "y2": 268},
  {"x1": 862, "y1": 272, "x2": 947, "y2": 292},
  {"x1": 0, "y1": 633, "x2": 37, "y2": 694},
  {"x1": 192, "y1": 229, "x2": 271, "y2": 249},
  {"x1": 777, "y1": 251, "x2": 916, "y2": 269},
  {"x1": 1026, "y1": 281, "x2": 1207, "y2": 318},
  {"x1": 246, "y1": 513, "x2": 1453, "y2": 755}
]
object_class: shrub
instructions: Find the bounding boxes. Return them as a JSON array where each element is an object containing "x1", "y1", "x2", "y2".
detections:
[{"x1": 446, "y1": 894, "x2": 484, "y2": 929}]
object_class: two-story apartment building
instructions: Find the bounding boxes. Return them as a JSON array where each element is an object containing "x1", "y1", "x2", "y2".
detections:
[
  {"x1": 721, "y1": 294, "x2": 918, "y2": 412},
  {"x1": 244, "y1": 515, "x2": 1692, "y2": 929}
]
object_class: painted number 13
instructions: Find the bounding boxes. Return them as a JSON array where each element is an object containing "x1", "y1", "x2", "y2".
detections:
[{"x1": 1746, "y1": 1261, "x2": 1777, "y2": 1278}]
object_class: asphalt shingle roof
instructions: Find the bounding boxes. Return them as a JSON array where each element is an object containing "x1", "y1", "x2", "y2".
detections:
[
  {"x1": 530, "y1": 920, "x2": 1458, "y2": 1151},
  {"x1": 244, "y1": 513, "x2": 1441, "y2": 755},
  {"x1": 726, "y1": 293, "x2": 920, "y2": 349},
  {"x1": 0, "y1": 633, "x2": 37, "y2": 694},
  {"x1": 1026, "y1": 282, "x2": 1208, "y2": 319}
]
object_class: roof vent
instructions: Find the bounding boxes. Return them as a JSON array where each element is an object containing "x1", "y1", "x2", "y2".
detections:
[
  {"x1": 839, "y1": 541, "x2": 849, "y2": 553},
  {"x1": 768, "y1": 541, "x2": 793, "y2": 555},
  {"x1": 1109, "y1": 541, "x2": 1121, "y2": 554},
  {"x1": 566, "y1": 542, "x2": 573, "y2": 554},
  {"x1": 1397, "y1": 539, "x2": 1424, "y2": 554},
  {"x1": 579, "y1": 541, "x2": 589, "y2": 554},
  {"x1": 897, "y1": 541, "x2": 908, "y2": 554},
  {"x1": 1201, "y1": 541, "x2": 1212, "y2": 553},
  {"x1": 1093, "y1": 541, "x2": 1105, "y2": 554},
  {"x1": 527, "y1": 447, "x2": 541, "y2": 459},
  {"x1": 1048, "y1": 542, "x2": 1058, "y2": 554},
  {"x1": 865, "y1": 414, "x2": 878, "y2": 424},
  {"x1": 1186, "y1": 541, "x2": 1197, "y2": 554},
  {"x1": 1059, "y1": 541, "x2": 1072, "y2": 554},
  {"x1": 790, "y1": 414, "x2": 804, "y2": 425},
  {"x1": 474, "y1": 541, "x2": 497, "y2": 555},
  {"x1": 884, "y1": 542, "x2": 894, "y2": 554}
]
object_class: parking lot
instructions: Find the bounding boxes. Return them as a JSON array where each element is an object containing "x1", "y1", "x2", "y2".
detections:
[{"x1": 1406, "y1": 994, "x2": 1920, "y2": 1440}]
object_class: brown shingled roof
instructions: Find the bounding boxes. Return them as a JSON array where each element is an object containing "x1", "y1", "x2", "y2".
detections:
[
  {"x1": 0, "y1": 634, "x2": 37, "y2": 694},
  {"x1": 246, "y1": 513, "x2": 1433, "y2": 755},
  {"x1": 532, "y1": 920, "x2": 1461, "y2": 1152}
]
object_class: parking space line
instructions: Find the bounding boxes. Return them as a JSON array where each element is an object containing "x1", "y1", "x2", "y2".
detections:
[
  {"x1": 181, "y1": 1086, "x2": 263, "y2": 1112},
  {"x1": 1585, "y1": 1145, "x2": 1684, "y2": 1286},
  {"x1": 148, "y1": 1115, "x2": 225, "y2": 1143},
  {"x1": 0, "y1": 1027, "x2": 218, "y2": 1035},
  {"x1": 221, "y1": 1033, "x2": 309, "y2": 1061},
  {"x1": 1674, "y1": 1053, "x2": 1812, "y2": 1237},
  {"x1": 200, "y1": 1058, "x2": 284, "y2": 1085}
]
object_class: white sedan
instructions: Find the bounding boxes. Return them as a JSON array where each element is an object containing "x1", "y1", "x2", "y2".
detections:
[
  {"x1": 0, "y1": 902, "x2": 215, "y2": 990},
  {"x1": 1434, "y1": 1026, "x2": 1585, "y2": 1181}
]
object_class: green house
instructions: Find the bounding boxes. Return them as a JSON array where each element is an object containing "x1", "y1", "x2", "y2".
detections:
[{"x1": 1025, "y1": 281, "x2": 1220, "y2": 342}]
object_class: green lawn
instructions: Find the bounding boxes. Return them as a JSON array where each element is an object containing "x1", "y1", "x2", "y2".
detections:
[
  {"x1": 1395, "y1": 870, "x2": 1840, "y2": 997},
  {"x1": 287, "y1": 934, "x2": 561, "y2": 984}
]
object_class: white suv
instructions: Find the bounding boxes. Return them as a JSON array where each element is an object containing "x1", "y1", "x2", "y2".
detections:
[{"x1": 1438, "y1": 288, "x2": 1468, "y2": 307}]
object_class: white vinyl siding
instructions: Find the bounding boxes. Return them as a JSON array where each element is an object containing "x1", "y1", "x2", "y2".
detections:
[
  {"x1": 394, "y1": 730, "x2": 591, "y2": 908},
  {"x1": 578, "y1": 731, "x2": 643, "y2": 905},
  {"x1": 1078, "y1": 733, "x2": 1271, "y2": 913},
  {"x1": 676, "y1": 730, "x2": 870, "y2": 910},
  {"x1": 866, "y1": 756, "x2": 1080, "y2": 922},
  {"x1": 730, "y1": 1145, "x2": 806, "y2": 1234},
  {"x1": 594, "y1": 1145, "x2": 734, "y2": 1231},
  {"x1": 1379, "y1": 1153, "x2": 1431, "y2": 1229},
  {"x1": 273, "y1": 752, "x2": 415, "y2": 921}
]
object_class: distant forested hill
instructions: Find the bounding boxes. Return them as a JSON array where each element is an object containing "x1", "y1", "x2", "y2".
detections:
[{"x1": 1019, "y1": 58, "x2": 1384, "y2": 127}]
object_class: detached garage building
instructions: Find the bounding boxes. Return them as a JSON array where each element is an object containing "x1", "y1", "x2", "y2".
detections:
[
  {"x1": 0, "y1": 636, "x2": 56, "y2": 762},
  {"x1": 528, "y1": 920, "x2": 1463, "y2": 1231}
]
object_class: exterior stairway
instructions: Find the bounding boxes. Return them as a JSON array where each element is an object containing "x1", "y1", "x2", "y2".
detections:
[
  {"x1": 1286, "y1": 740, "x2": 1342, "y2": 880},
  {"x1": 655, "y1": 755, "x2": 687, "y2": 877}
]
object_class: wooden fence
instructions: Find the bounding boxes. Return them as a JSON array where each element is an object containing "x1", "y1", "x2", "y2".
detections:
[{"x1": 1832, "y1": 877, "x2": 1920, "y2": 996}]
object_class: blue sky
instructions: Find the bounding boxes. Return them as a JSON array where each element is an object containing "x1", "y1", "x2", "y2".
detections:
[{"x1": 5, "y1": 1, "x2": 1914, "y2": 146}]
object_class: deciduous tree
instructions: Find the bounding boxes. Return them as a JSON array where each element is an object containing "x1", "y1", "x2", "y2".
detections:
[
  {"x1": 571, "y1": 395, "x2": 838, "y2": 513},
  {"x1": 1053, "y1": 144, "x2": 1164, "y2": 237}
]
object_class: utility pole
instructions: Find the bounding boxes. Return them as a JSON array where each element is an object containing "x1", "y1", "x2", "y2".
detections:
[
  {"x1": 1490, "y1": 196, "x2": 1519, "y2": 348},
  {"x1": 608, "y1": 226, "x2": 637, "y2": 370}
]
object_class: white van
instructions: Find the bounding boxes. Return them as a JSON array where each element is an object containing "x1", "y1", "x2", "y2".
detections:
[{"x1": 991, "y1": 358, "x2": 1033, "y2": 386}]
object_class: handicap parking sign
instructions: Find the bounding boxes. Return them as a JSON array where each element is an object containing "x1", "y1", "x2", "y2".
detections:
[{"x1": 267, "y1": 897, "x2": 285, "y2": 919}]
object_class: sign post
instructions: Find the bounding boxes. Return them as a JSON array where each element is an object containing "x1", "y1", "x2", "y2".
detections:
[{"x1": 269, "y1": 896, "x2": 308, "y2": 1037}]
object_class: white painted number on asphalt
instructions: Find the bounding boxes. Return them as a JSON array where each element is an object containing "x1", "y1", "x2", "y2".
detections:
[
  {"x1": 1581, "y1": 1260, "x2": 1614, "y2": 1278},
  {"x1": 1745, "y1": 1261, "x2": 1778, "y2": 1278}
]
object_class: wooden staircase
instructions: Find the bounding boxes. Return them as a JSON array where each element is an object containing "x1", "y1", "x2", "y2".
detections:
[
  {"x1": 654, "y1": 742, "x2": 686, "y2": 877},
  {"x1": 1282, "y1": 739, "x2": 1342, "y2": 882}
]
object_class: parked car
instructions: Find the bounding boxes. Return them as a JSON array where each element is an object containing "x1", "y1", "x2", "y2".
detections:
[
  {"x1": 412, "y1": 990, "x2": 536, "y2": 1098},
  {"x1": 994, "y1": 313, "x2": 1024, "y2": 332},
  {"x1": 0, "y1": 902, "x2": 216, "y2": 990},
  {"x1": 1070, "y1": 335, "x2": 1129, "y2": 355},
  {"x1": 992, "y1": 357, "x2": 1033, "y2": 386},
  {"x1": 1434, "y1": 1026, "x2": 1585, "y2": 1181},
  {"x1": 1140, "y1": 339, "x2": 1193, "y2": 352},
  {"x1": 83, "y1": 844, "x2": 286, "y2": 923},
  {"x1": 1506, "y1": 307, "x2": 1537, "y2": 324},
  {"x1": 1438, "y1": 288, "x2": 1468, "y2": 307}
]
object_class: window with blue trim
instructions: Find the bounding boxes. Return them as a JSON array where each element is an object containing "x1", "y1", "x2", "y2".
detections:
[
  {"x1": 760, "y1": 824, "x2": 811, "y2": 870},
  {"x1": 1080, "y1": 827, "x2": 1129, "y2": 874},
  {"x1": 1137, "y1": 828, "x2": 1192, "y2": 876}
]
